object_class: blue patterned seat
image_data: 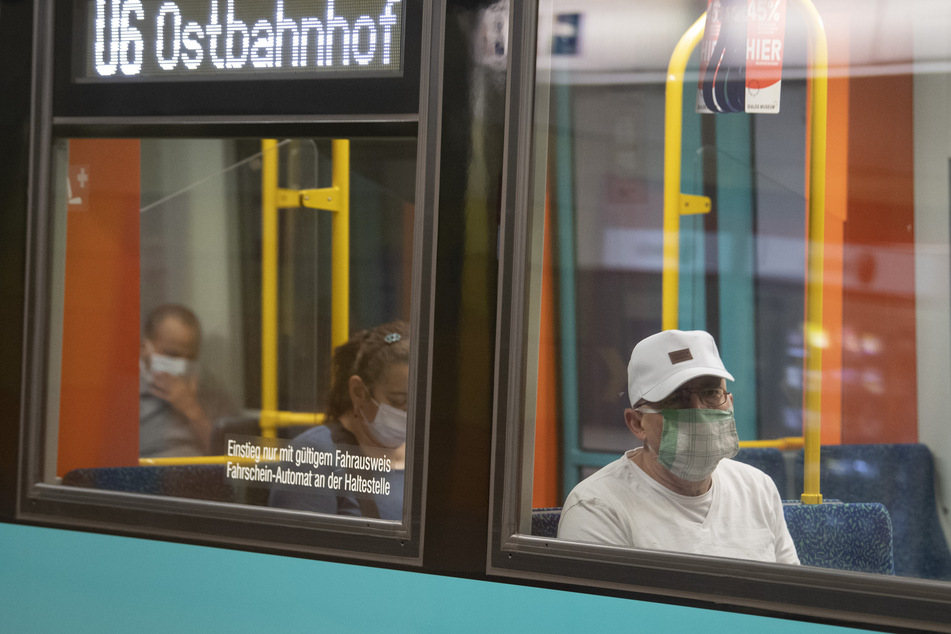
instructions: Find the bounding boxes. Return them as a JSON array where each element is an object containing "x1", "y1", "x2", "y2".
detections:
[
  {"x1": 531, "y1": 507, "x2": 562, "y2": 538},
  {"x1": 734, "y1": 447, "x2": 788, "y2": 498},
  {"x1": 62, "y1": 464, "x2": 256, "y2": 503},
  {"x1": 783, "y1": 502, "x2": 894, "y2": 574},
  {"x1": 794, "y1": 444, "x2": 951, "y2": 580}
]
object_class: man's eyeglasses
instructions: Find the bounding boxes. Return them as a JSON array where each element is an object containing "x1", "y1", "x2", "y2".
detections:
[{"x1": 636, "y1": 386, "x2": 729, "y2": 410}]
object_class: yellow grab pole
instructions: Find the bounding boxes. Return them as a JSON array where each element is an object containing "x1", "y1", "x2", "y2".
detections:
[
  {"x1": 331, "y1": 139, "x2": 350, "y2": 351},
  {"x1": 662, "y1": 15, "x2": 707, "y2": 331},
  {"x1": 663, "y1": 5, "x2": 828, "y2": 502},
  {"x1": 799, "y1": 0, "x2": 829, "y2": 505},
  {"x1": 257, "y1": 140, "x2": 349, "y2": 438},
  {"x1": 261, "y1": 139, "x2": 280, "y2": 439}
]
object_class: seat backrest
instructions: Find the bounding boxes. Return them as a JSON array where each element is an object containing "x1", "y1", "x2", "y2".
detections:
[
  {"x1": 62, "y1": 464, "x2": 241, "y2": 503},
  {"x1": 794, "y1": 443, "x2": 951, "y2": 580},
  {"x1": 531, "y1": 507, "x2": 562, "y2": 538},
  {"x1": 783, "y1": 502, "x2": 894, "y2": 574},
  {"x1": 210, "y1": 414, "x2": 262, "y2": 455},
  {"x1": 734, "y1": 447, "x2": 788, "y2": 498}
]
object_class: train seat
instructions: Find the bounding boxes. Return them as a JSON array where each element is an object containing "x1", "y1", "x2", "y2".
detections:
[
  {"x1": 794, "y1": 443, "x2": 951, "y2": 580},
  {"x1": 62, "y1": 464, "x2": 252, "y2": 503},
  {"x1": 531, "y1": 507, "x2": 562, "y2": 538},
  {"x1": 733, "y1": 447, "x2": 788, "y2": 498},
  {"x1": 210, "y1": 415, "x2": 262, "y2": 455},
  {"x1": 782, "y1": 501, "x2": 894, "y2": 574}
]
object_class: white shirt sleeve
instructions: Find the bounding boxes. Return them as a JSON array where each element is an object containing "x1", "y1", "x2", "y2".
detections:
[{"x1": 557, "y1": 497, "x2": 630, "y2": 546}]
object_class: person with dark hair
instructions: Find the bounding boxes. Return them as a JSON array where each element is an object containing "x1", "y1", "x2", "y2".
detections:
[
  {"x1": 140, "y1": 304, "x2": 236, "y2": 458},
  {"x1": 269, "y1": 320, "x2": 410, "y2": 520}
]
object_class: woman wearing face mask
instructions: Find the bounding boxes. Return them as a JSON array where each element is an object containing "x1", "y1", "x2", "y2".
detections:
[{"x1": 268, "y1": 320, "x2": 409, "y2": 520}]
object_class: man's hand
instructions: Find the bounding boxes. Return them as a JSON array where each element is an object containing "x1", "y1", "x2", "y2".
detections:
[{"x1": 149, "y1": 372, "x2": 212, "y2": 453}]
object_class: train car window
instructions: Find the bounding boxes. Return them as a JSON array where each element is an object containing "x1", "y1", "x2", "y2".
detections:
[
  {"x1": 14, "y1": 0, "x2": 439, "y2": 564},
  {"x1": 490, "y1": 0, "x2": 951, "y2": 629},
  {"x1": 19, "y1": 130, "x2": 429, "y2": 559}
]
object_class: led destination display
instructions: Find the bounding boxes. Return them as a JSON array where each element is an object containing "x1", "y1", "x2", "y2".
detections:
[{"x1": 82, "y1": 0, "x2": 404, "y2": 80}]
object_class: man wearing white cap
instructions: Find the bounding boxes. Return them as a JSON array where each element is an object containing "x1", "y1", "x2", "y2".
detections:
[{"x1": 557, "y1": 330, "x2": 799, "y2": 564}]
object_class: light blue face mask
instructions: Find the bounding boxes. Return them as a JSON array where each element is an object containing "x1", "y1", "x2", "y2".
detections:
[{"x1": 639, "y1": 407, "x2": 739, "y2": 481}]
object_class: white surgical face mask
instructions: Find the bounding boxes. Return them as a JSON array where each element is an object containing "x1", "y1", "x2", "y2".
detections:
[
  {"x1": 360, "y1": 400, "x2": 407, "y2": 448},
  {"x1": 640, "y1": 407, "x2": 739, "y2": 481},
  {"x1": 150, "y1": 353, "x2": 189, "y2": 376},
  {"x1": 141, "y1": 353, "x2": 195, "y2": 389}
]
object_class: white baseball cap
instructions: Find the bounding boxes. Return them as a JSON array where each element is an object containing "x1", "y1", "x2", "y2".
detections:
[{"x1": 627, "y1": 330, "x2": 734, "y2": 405}]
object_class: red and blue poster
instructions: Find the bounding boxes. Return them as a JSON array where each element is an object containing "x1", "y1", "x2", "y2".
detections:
[{"x1": 698, "y1": 0, "x2": 787, "y2": 114}]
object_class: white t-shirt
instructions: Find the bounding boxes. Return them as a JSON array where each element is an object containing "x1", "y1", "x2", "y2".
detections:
[{"x1": 557, "y1": 449, "x2": 800, "y2": 564}]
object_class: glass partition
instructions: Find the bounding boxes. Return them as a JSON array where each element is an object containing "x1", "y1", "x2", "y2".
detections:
[{"x1": 45, "y1": 136, "x2": 417, "y2": 523}]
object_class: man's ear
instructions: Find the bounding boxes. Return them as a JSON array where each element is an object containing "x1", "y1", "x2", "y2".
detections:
[{"x1": 624, "y1": 408, "x2": 648, "y2": 441}]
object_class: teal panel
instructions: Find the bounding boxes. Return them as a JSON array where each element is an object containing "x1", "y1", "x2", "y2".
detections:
[
  {"x1": 554, "y1": 80, "x2": 583, "y2": 496},
  {"x1": 678, "y1": 89, "x2": 706, "y2": 331},
  {"x1": 0, "y1": 522, "x2": 870, "y2": 633},
  {"x1": 714, "y1": 114, "x2": 757, "y2": 441}
]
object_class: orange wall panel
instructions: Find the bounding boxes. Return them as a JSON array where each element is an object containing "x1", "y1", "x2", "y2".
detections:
[
  {"x1": 533, "y1": 190, "x2": 560, "y2": 508},
  {"x1": 818, "y1": 10, "x2": 850, "y2": 446},
  {"x1": 57, "y1": 139, "x2": 141, "y2": 475},
  {"x1": 841, "y1": 75, "x2": 917, "y2": 445}
]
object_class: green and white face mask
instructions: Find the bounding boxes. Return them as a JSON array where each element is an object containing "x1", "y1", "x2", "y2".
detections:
[{"x1": 638, "y1": 407, "x2": 739, "y2": 482}]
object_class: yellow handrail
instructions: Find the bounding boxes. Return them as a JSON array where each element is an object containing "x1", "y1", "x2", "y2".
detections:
[
  {"x1": 662, "y1": 15, "x2": 709, "y2": 331},
  {"x1": 799, "y1": 0, "x2": 829, "y2": 505},
  {"x1": 739, "y1": 437, "x2": 805, "y2": 451},
  {"x1": 261, "y1": 140, "x2": 281, "y2": 438},
  {"x1": 259, "y1": 139, "x2": 351, "y2": 439},
  {"x1": 329, "y1": 139, "x2": 350, "y2": 351},
  {"x1": 662, "y1": 3, "x2": 828, "y2": 504},
  {"x1": 139, "y1": 455, "x2": 259, "y2": 466}
]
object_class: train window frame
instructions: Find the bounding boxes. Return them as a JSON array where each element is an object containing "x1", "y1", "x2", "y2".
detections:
[
  {"x1": 14, "y1": 0, "x2": 443, "y2": 566},
  {"x1": 486, "y1": 2, "x2": 951, "y2": 631}
]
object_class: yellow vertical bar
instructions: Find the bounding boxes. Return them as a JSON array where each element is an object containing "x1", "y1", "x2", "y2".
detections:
[
  {"x1": 666, "y1": 4, "x2": 827, "y2": 502},
  {"x1": 331, "y1": 139, "x2": 350, "y2": 351},
  {"x1": 662, "y1": 15, "x2": 706, "y2": 331},
  {"x1": 799, "y1": 0, "x2": 828, "y2": 505},
  {"x1": 261, "y1": 139, "x2": 279, "y2": 438}
]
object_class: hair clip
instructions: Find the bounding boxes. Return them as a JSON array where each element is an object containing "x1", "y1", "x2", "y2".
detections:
[{"x1": 384, "y1": 333, "x2": 402, "y2": 344}]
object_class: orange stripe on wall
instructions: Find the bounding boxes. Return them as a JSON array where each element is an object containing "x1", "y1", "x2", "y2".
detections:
[
  {"x1": 841, "y1": 70, "x2": 917, "y2": 444},
  {"x1": 57, "y1": 139, "x2": 141, "y2": 476},
  {"x1": 820, "y1": 11, "x2": 850, "y2": 446},
  {"x1": 533, "y1": 186, "x2": 560, "y2": 508}
]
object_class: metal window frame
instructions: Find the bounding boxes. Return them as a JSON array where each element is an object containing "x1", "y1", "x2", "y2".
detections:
[{"x1": 15, "y1": 0, "x2": 443, "y2": 567}]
